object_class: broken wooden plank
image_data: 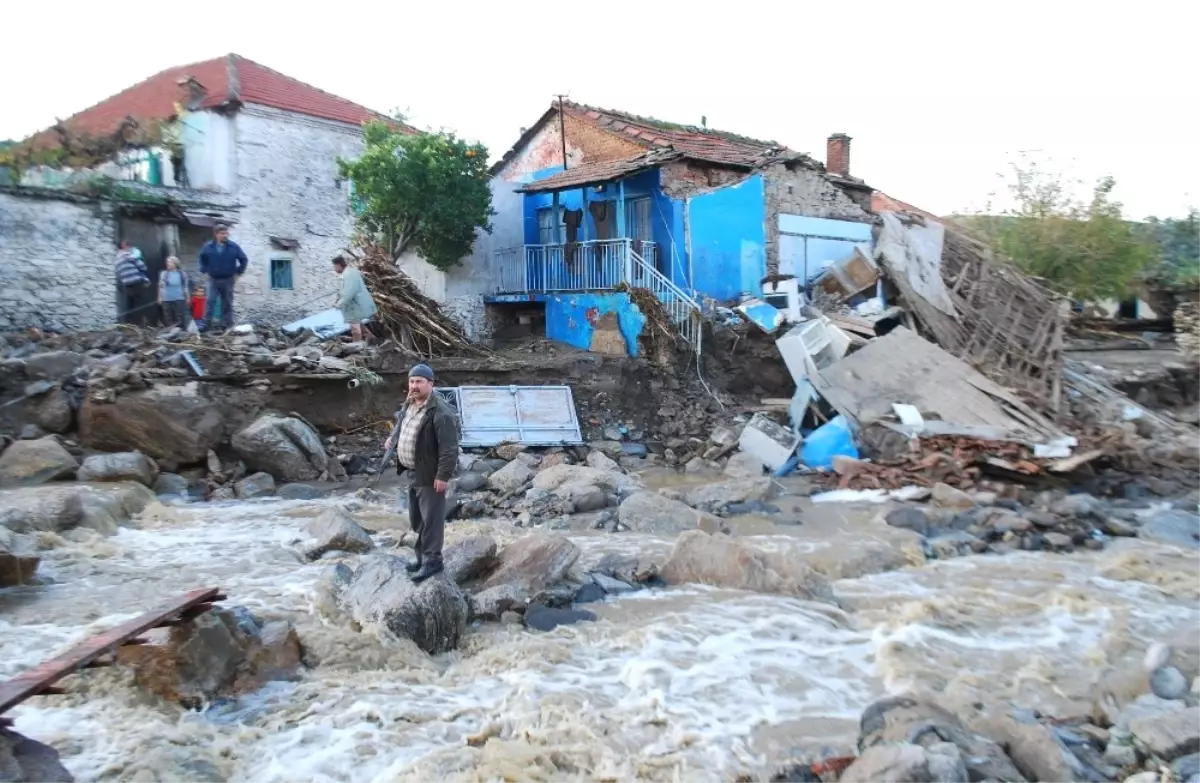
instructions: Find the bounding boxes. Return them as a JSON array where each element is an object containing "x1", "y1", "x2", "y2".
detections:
[{"x1": 0, "y1": 587, "x2": 222, "y2": 715}]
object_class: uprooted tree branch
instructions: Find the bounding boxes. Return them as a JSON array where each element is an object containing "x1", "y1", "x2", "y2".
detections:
[{"x1": 348, "y1": 239, "x2": 482, "y2": 357}]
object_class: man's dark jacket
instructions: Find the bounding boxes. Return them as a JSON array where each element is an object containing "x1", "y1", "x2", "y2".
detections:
[
  {"x1": 198, "y1": 240, "x2": 249, "y2": 279},
  {"x1": 394, "y1": 393, "x2": 459, "y2": 486}
]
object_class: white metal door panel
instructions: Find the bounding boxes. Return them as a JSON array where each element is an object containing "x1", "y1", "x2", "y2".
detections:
[{"x1": 442, "y1": 385, "x2": 583, "y2": 447}]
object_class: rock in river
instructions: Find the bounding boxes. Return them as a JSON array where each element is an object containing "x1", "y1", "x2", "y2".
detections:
[
  {"x1": 1130, "y1": 706, "x2": 1200, "y2": 759},
  {"x1": 303, "y1": 507, "x2": 374, "y2": 560},
  {"x1": 858, "y1": 695, "x2": 1025, "y2": 782},
  {"x1": 523, "y1": 603, "x2": 597, "y2": 632},
  {"x1": 232, "y1": 414, "x2": 344, "y2": 482},
  {"x1": 76, "y1": 451, "x2": 159, "y2": 487},
  {"x1": 116, "y1": 606, "x2": 302, "y2": 708},
  {"x1": 235, "y1": 472, "x2": 276, "y2": 499},
  {"x1": 0, "y1": 482, "x2": 154, "y2": 536},
  {"x1": 0, "y1": 527, "x2": 40, "y2": 587},
  {"x1": 327, "y1": 555, "x2": 469, "y2": 655},
  {"x1": 443, "y1": 534, "x2": 499, "y2": 585},
  {"x1": 661, "y1": 530, "x2": 835, "y2": 603},
  {"x1": 841, "y1": 743, "x2": 968, "y2": 783},
  {"x1": 618, "y1": 491, "x2": 721, "y2": 535},
  {"x1": 481, "y1": 533, "x2": 580, "y2": 595},
  {"x1": 1138, "y1": 510, "x2": 1200, "y2": 549},
  {"x1": 0, "y1": 727, "x2": 74, "y2": 782},
  {"x1": 0, "y1": 436, "x2": 78, "y2": 487}
]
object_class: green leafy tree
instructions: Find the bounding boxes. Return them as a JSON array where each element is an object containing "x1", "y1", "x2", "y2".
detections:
[
  {"x1": 964, "y1": 158, "x2": 1154, "y2": 301},
  {"x1": 1142, "y1": 209, "x2": 1199, "y2": 290},
  {"x1": 338, "y1": 120, "x2": 494, "y2": 270}
]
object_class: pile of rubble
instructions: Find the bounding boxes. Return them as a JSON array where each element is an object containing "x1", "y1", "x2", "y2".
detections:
[{"x1": 721, "y1": 209, "x2": 1200, "y2": 504}]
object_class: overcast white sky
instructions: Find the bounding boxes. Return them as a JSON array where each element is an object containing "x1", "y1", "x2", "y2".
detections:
[{"x1": 3, "y1": 0, "x2": 1195, "y2": 220}]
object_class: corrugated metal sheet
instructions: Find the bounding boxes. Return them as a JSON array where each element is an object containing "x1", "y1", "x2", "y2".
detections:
[{"x1": 436, "y1": 385, "x2": 583, "y2": 447}]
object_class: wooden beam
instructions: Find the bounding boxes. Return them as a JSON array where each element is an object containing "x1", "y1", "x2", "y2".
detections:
[{"x1": 0, "y1": 588, "x2": 222, "y2": 716}]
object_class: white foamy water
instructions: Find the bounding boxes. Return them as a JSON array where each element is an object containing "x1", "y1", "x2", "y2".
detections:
[{"x1": 2, "y1": 496, "x2": 1197, "y2": 782}]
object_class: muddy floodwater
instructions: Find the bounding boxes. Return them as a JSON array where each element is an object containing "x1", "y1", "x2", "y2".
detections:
[{"x1": 2, "y1": 488, "x2": 1198, "y2": 782}]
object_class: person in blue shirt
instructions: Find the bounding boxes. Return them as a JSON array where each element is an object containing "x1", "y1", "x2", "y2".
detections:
[{"x1": 197, "y1": 223, "x2": 248, "y2": 332}]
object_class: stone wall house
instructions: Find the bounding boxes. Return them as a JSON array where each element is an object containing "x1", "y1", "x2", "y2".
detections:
[{"x1": 0, "y1": 54, "x2": 411, "y2": 330}]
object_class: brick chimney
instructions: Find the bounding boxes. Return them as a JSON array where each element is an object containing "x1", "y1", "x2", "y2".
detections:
[{"x1": 826, "y1": 133, "x2": 851, "y2": 177}]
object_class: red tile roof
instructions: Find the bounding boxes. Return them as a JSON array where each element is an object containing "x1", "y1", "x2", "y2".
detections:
[
  {"x1": 516, "y1": 149, "x2": 683, "y2": 193},
  {"x1": 492, "y1": 100, "x2": 875, "y2": 197},
  {"x1": 871, "y1": 191, "x2": 940, "y2": 220},
  {"x1": 36, "y1": 54, "x2": 402, "y2": 140},
  {"x1": 560, "y1": 100, "x2": 797, "y2": 168}
]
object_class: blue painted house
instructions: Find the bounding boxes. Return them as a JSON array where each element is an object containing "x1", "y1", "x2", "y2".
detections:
[{"x1": 422, "y1": 101, "x2": 878, "y2": 356}]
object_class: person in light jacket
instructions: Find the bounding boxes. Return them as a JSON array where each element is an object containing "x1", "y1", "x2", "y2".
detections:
[
  {"x1": 332, "y1": 255, "x2": 377, "y2": 341},
  {"x1": 157, "y1": 256, "x2": 191, "y2": 327}
]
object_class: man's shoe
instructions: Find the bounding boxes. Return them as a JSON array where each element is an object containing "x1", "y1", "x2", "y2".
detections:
[
  {"x1": 410, "y1": 560, "x2": 443, "y2": 584},
  {"x1": 405, "y1": 558, "x2": 422, "y2": 574}
]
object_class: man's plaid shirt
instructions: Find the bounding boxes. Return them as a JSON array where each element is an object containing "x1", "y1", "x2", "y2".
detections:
[{"x1": 394, "y1": 398, "x2": 430, "y2": 469}]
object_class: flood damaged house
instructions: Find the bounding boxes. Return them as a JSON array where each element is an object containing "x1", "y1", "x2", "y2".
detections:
[
  {"x1": 400, "y1": 100, "x2": 878, "y2": 356},
  {"x1": 0, "y1": 54, "x2": 404, "y2": 330}
]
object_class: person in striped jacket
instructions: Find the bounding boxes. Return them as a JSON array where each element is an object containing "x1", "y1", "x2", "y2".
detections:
[{"x1": 114, "y1": 240, "x2": 150, "y2": 324}]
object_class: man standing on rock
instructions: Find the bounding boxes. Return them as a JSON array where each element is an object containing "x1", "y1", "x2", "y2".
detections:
[
  {"x1": 383, "y1": 364, "x2": 459, "y2": 583},
  {"x1": 197, "y1": 223, "x2": 248, "y2": 333}
]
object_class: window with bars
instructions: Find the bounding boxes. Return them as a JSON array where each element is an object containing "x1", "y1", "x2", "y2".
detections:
[{"x1": 270, "y1": 257, "x2": 294, "y2": 290}]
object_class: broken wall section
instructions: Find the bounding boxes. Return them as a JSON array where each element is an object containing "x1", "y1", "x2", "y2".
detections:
[{"x1": 763, "y1": 162, "x2": 873, "y2": 277}]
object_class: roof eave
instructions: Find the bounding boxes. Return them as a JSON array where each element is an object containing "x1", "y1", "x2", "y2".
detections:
[{"x1": 489, "y1": 106, "x2": 561, "y2": 176}]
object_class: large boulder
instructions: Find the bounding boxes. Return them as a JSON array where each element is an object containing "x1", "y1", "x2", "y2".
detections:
[
  {"x1": 981, "y1": 710, "x2": 1107, "y2": 782},
  {"x1": 481, "y1": 533, "x2": 580, "y2": 594},
  {"x1": 660, "y1": 531, "x2": 835, "y2": 603},
  {"x1": 153, "y1": 473, "x2": 190, "y2": 498},
  {"x1": 0, "y1": 437, "x2": 78, "y2": 487},
  {"x1": 76, "y1": 452, "x2": 158, "y2": 487},
  {"x1": 723, "y1": 451, "x2": 766, "y2": 479},
  {"x1": 841, "y1": 743, "x2": 967, "y2": 783},
  {"x1": 325, "y1": 555, "x2": 469, "y2": 655},
  {"x1": 859, "y1": 696, "x2": 1026, "y2": 782},
  {"x1": 532, "y1": 463, "x2": 639, "y2": 495},
  {"x1": 618, "y1": 491, "x2": 721, "y2": 535},
  {"x1": 302, "y1": 508, "x2": 374, "y2": 561},
  {"x1": 24, "y1": 350, "x2": 84, "y2": 382},
  {"x1": 683, "y1": 477, "x2": 774, "y2": 508},
  {"x1": 0, "y1": 728, "x2": 74, "y2": 782},
  {"x1": 234, "y1": 472, "x2": 276, "y2": 499},
  {"x1": 485, "y1": 460, "x2": 535, "y2": 494},
  {"x1": 116, "y1": 606, "x2": 302, "y2": 708},
  {"x1": 79, "y1": 383, "x2": 225, "y2": 463},
  {"x1": 232, "y1": 415, "x2": 343, "y2": 482},
  {"x1": 30, "y1": 388, "x2": 74, "y2": 434},
  {"x1": 1138, "y1": 510, "x2": 1200, "y2": 549},
  {"x1": 444, "y1": 534, "x2": 499, "y2": 585},
  {"x1": 0, "y1": 527, "x2": 40, "y2": 587},
  {"x1": 1129, "y1": 706, "x2": 1200, "y2": 759},
  {"x1": 0, "y1": 482, "x2": 155, "y2": 535}
]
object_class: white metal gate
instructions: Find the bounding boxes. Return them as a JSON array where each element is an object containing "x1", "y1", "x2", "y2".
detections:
[{"x1": 435, "y1": 385, "x2": 583, "y2": 447}]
